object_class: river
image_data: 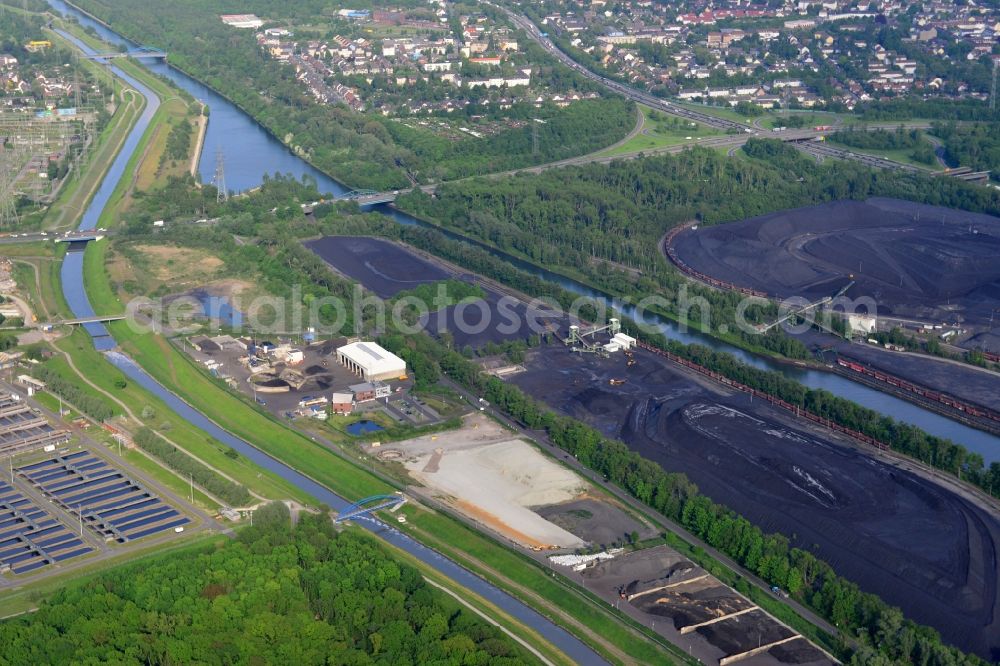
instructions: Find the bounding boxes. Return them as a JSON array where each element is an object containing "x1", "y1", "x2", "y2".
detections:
[{"x1": 46, "y1": 5, "x2": 609, "y2": 664}]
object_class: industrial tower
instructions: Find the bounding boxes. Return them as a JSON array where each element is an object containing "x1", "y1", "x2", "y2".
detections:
[{"x1": 214, "y1": 147, "x2": 228, "y2": 203}]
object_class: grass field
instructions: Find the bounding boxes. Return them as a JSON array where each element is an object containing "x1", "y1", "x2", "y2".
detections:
[
  {"x1": 822, "y1": 138, "x2": 944, "y2": 171},
  {"x1": 598, "y1": 106, "x2": 722, "y2": 156}
]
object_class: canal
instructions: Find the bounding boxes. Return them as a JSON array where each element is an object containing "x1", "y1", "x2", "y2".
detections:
[{"x1": 47, "y1": 4, "x2": 609, "y2": 664}]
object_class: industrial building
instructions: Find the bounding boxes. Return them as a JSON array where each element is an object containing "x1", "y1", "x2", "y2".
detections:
[
  {"x1": 337, "y1": 341, "x2": 406, "y2": 382},
  {"x1": 0, "y1": 391, "x2": 69, "y2": 457}
]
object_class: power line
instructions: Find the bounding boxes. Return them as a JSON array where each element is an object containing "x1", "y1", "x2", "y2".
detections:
[{"x1": 213, "y1": 147, "x2": 228, "y2": 203}]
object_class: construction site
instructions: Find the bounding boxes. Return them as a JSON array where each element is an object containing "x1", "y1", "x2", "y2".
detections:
[
  {"x1": 557, "y1": 545, "x2": 834, "y2": 666},
  {"x1": 509, "y1": 336, "x2": 1000, "y2": 658},
  {"x1": 375, "y1": 413, "x2": 834, "y2": 664}
]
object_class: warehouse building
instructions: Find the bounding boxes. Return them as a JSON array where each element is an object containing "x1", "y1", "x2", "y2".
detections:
[{"x1": 337, "y1": 341, "x2": 407, "y2": 382}]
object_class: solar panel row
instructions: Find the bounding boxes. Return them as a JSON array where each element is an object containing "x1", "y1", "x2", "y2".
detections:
[
  {"x1": 0, "y1": 479, "x2": 92, "y2": 575},
  {"x1": 18, "y1": 451, "x2": 189, "y2": 543}
]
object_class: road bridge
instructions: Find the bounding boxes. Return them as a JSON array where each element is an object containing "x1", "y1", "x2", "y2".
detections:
[
  {"x1": 39, "y1": 314, "x2": 126, "y2": 328},
  {"x1": 54, "y1": 231, "x2": 107, "y2": 243},
  {"x1": 82, "y1": 46, "x2": 167, "y2": 60}
]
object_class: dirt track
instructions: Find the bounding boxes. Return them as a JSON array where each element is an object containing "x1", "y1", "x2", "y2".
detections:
[
  {"x1": 513, "y1": 343, "x2": 1000, "y2": 658},
  {"x1": 671, "y1": 198, "x2": 1000, "y2": 328}
]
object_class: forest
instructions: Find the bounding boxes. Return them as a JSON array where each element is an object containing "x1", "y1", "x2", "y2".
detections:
[
  {"x1": 931, "y1": 122, "x2": 1000, "y2": 180},
  {"x1": 0, "y1": 504, "x2": 533, "y2": 665},
  {"x1": 69, "y1": 0, "x2": 633, "y2": 190}
]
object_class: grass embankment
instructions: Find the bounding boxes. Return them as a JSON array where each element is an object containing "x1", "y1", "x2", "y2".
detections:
[
  {"x1": 598, "y1": 106, "x2": 722, "y2": 156},
  {"x1": 823, "y1": 139, "x2": 945, "y2": 171},
  {"x1": 40, "y1": 30, "x2": 145, "y2": 232}
]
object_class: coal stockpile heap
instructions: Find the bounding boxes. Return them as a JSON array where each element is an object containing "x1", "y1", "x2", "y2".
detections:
[
  {"x1": 513, "y1": 344, "x2": 1000, "y2": 658},
  {"x1": 305, "y1": 236, "x2": 449, "y2": 298},
  {"x1": 670, "y1": 198, "x2": 1000, "y2": 327}
]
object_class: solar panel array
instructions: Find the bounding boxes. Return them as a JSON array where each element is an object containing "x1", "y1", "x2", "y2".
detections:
[
  {"x1": 18, "y1": 452, "x2": 189, "y2": 543},
  {"x1": 0, "y1": 479, "x2": 92, "y2": 575}
]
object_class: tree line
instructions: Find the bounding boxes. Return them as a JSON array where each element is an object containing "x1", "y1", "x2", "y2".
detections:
[{"x1": 133, "y1": 427, "x2": 252, "y2": 507}]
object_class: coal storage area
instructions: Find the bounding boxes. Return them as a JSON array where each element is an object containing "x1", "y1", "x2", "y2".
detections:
[
  {"x1": 512, "y1": 343, "x2": 1000, "y2": 658},
  {"x1": 671, "y1": 198, "x2": 1000, "y2": 329}
]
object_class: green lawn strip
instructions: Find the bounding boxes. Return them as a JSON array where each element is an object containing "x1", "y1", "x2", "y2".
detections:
[
  {"x1": 0, "y1": 534, "x2": 223, "y2": 618},
  {"x1": 50, "y1": 330, "x2": 304, "y2": 502},
  {"x1": 41, "y1": 254, "x2": 72, "y2": 320},
  {"x1": 599, "y1": 106, "x2": 721, "y2": 156},
  {"x1": 822, "y1": 140, "x2": 944, "y2": 171},
  {"x1": 403, "y1": 509, "x2": 693, "y2": 665}
]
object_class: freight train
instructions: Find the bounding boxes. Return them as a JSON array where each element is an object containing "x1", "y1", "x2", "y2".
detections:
[
  {"x1": 662, "y1": 222, "x2": 769, "y2": 298},
  {"x1": 836, "y1": 357, "x2": 1000, "y2": 424},
  {"x1": 635, "y1": 340, "x2": 889, "y2": 451}
]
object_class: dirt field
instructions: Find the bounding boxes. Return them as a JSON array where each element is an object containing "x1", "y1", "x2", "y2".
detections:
[
  {"x1": 305, "y1": 236, "x2": 449, "y2": 298},
  {"x1": 107, "y1": 243, "x2": 228, "y2": 298},
  {"x1": 568, "y1": 545, "x2": 832, "y2": 665},
  {"x1": 537, "y1": 496, "x2": 648, "y2": 547},
  {"x1": 671, "y1": 198, "x2": 1000, "y2": 328},
  {"x1": 307, "y1": 236, "x2": 566, "y2": 346},
  {"x1": 382, "y1": 414, "x2": 642, "y2": 549},
  {"x1": 512, "y1": 343, "x2": 1000, "y2": 658}
]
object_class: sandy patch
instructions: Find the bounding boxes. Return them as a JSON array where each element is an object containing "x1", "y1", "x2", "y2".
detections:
[
  {"x1": 407, "y1": 438, "x2": 586, "y2": 549},
  {"x1": 396, "y1": 415, "x2": 588, "y2": 549}
]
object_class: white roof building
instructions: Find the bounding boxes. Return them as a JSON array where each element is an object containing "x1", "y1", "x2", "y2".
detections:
[{"x1": 337, "y1": 342, "x2": 406, "y2": 381}]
